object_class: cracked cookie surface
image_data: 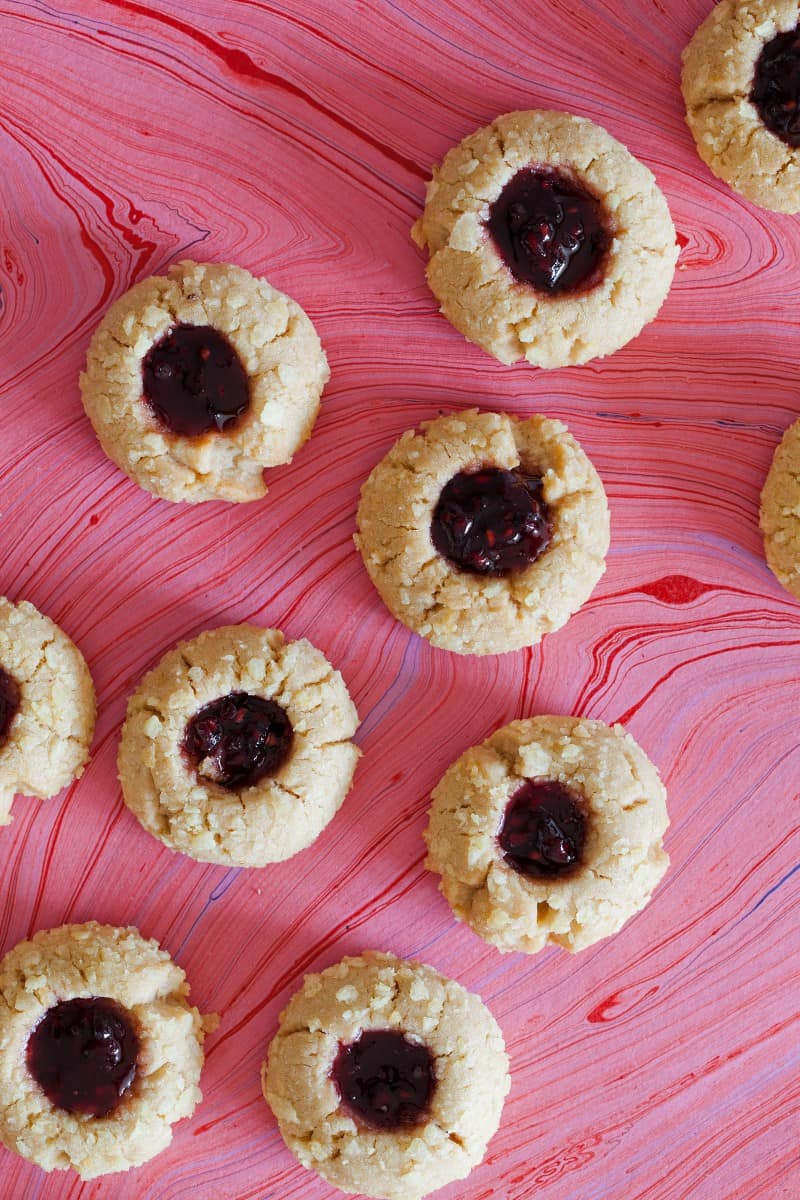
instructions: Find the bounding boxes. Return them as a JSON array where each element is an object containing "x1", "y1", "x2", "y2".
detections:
[
  {"x1": 354, "y1": 409, "x2": 610, "y2": 655},
  {"x1": 411, "y1": 110, "x2": 678, "y2": 367},
  {"x1": 0, "y1": 922, "x2": 212, "y2": 1179},
  {"x1": 262, "y1": 951, "x2": 509, "y2": 1200},
  {"x1": 80, "y1": 260, "x2": 329, "y2": 502},
  {"x1": 425, "y1": 716, "x2": 669, "y2": 954},
  {"x1": 0, "y1": 597, "x2": 96, "y2": 826},
  {"x1": 118, "y1": 624, "x2": 360, "y2": 866},
  {"x1": 682, "y1": 0, "x2": 800, "y2": 212},
  {"x1": 760, "y1": 416, "x2": 800, "y2": 595}
]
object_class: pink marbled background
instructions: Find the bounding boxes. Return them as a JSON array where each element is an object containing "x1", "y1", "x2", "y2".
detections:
[{"x1": 1, "y1": 0, "x2": 799, "y2": 1197}]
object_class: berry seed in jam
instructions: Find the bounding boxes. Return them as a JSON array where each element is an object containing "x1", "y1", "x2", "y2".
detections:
[
  {"x1": 26, "y1": 997, "x2": 140, "y2": 1117},
  {"x1": 183, "y1": 692, "x2": 293, "y2": 790},
  {"x1": 142, "y1": 324, "x2": 250, "y2": 437},
  {"x1": 0, "y1": 667, "x2": 20, "y2": 748},
  {"x1": 499, "y1": 780, "x2": 587, "y2": 878},
  {"x1": 332, "y1": 1031, "x2": 435, "y2": 1130},
  {"x1": 487, "y1": 166, "x2": 611, "y2": 294},
  {"x1": 431, "y1": 466, "x2": 552, "y2": 575},
  {"x1": 751, "y1": 27, "x2": 800, "y2": 147}
]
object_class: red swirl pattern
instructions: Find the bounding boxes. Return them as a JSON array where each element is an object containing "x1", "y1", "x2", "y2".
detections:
[{"x1": 1, "y1": 1, "x2": 799, "y2": 1197}]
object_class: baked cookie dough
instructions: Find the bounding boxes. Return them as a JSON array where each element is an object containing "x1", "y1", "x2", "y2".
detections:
[
  {"x1": 682, "y1": 1, "x2": 800, "y2": 213},
  {"x1": 0, "y1": 922, "x2": 212, "y2": 1179},
  {"x1": 0, "y1": 597, "x2": 96, "y2": 826},
  {"x1": 425, "y1": 716, "x2": 669, "y2": 954},
  {"x1": 355, "y1": 409, "x2": 610, "y2": 655},
  {"x1": 80, "y1": 260, "x2": 329, "y2": 503},
  {"x1": 411, "y1": 109, "x2": 678, "y2": 367},
  {"x1": 760, "y1": 416, "x2": 800, "y2": 595},
  {"x1": 263, "y1": 951, "x2": 509, "y2": 1200},
  {"x1": 118, "y1": 623, "x2": 360, "y2": 866}
]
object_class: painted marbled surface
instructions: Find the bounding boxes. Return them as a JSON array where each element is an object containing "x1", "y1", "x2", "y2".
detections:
[{"x1": 1, "y1": 0, "x2": 799, "y2": 1197}]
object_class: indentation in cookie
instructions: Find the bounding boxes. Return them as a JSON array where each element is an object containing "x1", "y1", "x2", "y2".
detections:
[
  {"x1": 26, "y1": 997, "x2": 140, "y2": 1117},
  {"x1": 431, "y1": 466, "x2": 552, "y2": 575},
  {"x1": 751, "y1": 27, "x2": 800, "y2": 147},
  {"x1": 183, "y1": 692, "x2": 293, "y2": 790},
  {"x1": 0, "y1": 667, "x2": 20, "y2": 748},
  {"x1": 499, "y1": 779, "x2": 587, "y2": 877},
  {"x1": 487, "y1": 166, "x2": 611, "y2": 293},
  {"x1": 332, "y1": 1030, "x2": 436, "y2": 1130},
  {"x1": 142, "y1": 324, "x2": 250, "y2": 437}
]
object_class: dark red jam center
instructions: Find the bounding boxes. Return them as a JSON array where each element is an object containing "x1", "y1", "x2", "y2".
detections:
[
  {"x1": 499, "y1": 780, "x2": 587, "y2": 878},
  {"x1": 26, "y1": 997, "x2": 139, "y2": 1117},
  {"x1": 487, "y1": 166, "x2": 611, "y2": 294},
  {"x1": 751, "y1": 27, "x2": 800, "y2": 147},
  {"x1": 0, "y1": 667, "x2": 20, "y2": 748},
  {"x1": 332, "y1": 1031, "x2": 435, "y2": 1130},
  {"x1": 183, "y1": 692, "x2": 293, "y2": 790},
  {"x1": 142, "y1": 323, "x2": 250, "y2": 437},
  {"x1": 431, "y1": 466, "x2": 552, "y2": 575}
]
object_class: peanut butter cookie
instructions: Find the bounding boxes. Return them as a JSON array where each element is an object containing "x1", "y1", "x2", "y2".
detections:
[
  {"x1": 81, "y1": 260, "x2": 329, "y2": 502},
  {"x1": 263, "y1": 951, "x2": 509, "y2": 1200}
]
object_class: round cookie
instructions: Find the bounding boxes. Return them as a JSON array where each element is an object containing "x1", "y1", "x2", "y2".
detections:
[
  {"x1": 0, "y1": 922, "x2": 212, "y2": 1179},
  {"x1": 118, "y1": 623, "x2": 360, "y2": 866},
  {"x1": 355, "y1": 409, "x2": 610, "y2": 655},
  {"x1": 0, "y1": 597, "x2": 96, "y2": 826},
  {"x1": 262, "y1": 950, "x2": 509, "y2": 1200},
  {"x1": 411, "y1": 109, "x2": 678, "y2": 368},
  {"x1": 80, "y1": 259, "x2": 329, "y2": 503},
  {"x1": 682, "y1": 1, "x2": 800, "y2": 213},
  {"x1": 760, "y1": 416, "x2": 800, "y2": 596},
  {"x1": 424, "y1": 716, "x2": 669, "y2": 954}
]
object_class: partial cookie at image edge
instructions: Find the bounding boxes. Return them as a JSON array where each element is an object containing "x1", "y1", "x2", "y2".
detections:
[
  {"x1": 0, "y1": 921, "x2": 214, "y2": 1179},
  {"x1": 681, "y1": 0, "x2": 800, "y2": 213},
  {"x1": 760, "y1": 416, "x2": 800, "y2": 597},
  {"x1": 0, "y1": 597, "x2": 96, "y2": 826}
]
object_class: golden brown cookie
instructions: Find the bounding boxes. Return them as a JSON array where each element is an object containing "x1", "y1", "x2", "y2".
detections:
[
  {"x1": 355, "y1": 409, "x2": 609, "y2": 655},
  {"x1": 80, "y1": 260, "x2": 329, "y2": 502},
  {"x1": 0, "y1": 597, "x2": 96, "y2": 826},
  {"x1": 263, "y1": 951, "x2": 509, "y2": 1200},
  {"x1": 412, "y1": 110, "x2": 678, "y2": 367},
  {"x1": 682, "y1": 1, "x2": 800, "y2": 213},
  {"x1": 118, "y1": 623, "x2": 360, "y2": 866},
  {"x1": 760, "y1": 416, "x2": 800, "y2": 595},
  {"x1": 0, "y1": 922, "x2": 213, "y2": 1179},
  {"x1": 425, "y1": 716, "x2": 669, "y2": 954}
]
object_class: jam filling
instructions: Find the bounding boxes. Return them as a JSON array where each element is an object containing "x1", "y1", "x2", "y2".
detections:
[
  {"x1": 26, "y1": 997, "x2": 140, "y2": 1117},
  {"x1": 431, "y1": 466, "x2": 552, "y2": 575},
  {"x1": 0, "y1": 667, "x2": 20, "y2": 748},
  {"x1": 487, "y1": 166, "x2": 611, "y2": 293},
  {"x1": 499, "y1": 779, "x2": 587, "y2": 878},
  {"x1": 332, "y1": 1030, "x2": 435, "y2": 1130},
  {"x1": 183, "y1": 692, "x2": 293, "y2": 790},
  {"x1": 751, "y1": 26, "x2": 800, "y2": 147},
  {"x1": 142, "y1": 323, "x2": 250, "y2": 437}
]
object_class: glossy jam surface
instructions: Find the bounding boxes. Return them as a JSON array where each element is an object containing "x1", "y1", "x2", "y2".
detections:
[
  {"x1": 332, "y1": 1030, "x2": 435, "y2": 1130},
  {"x1": 183, "y1": 692, "x2": 293, "y2": 790},
  {"x1": 499, "y1": 780, "x2": 587, "y2": 878},
  {"x1": 431, "y1": 466, "x2": 552, "y2": 575},
  {"x1": 487, "y1": 166, "x2": 611, "y2": 293},
  {"x1": 0, "y1": 667, "x2": 20, "y2": 747},
  {"x1": 751, "y1": 27, "x2": 800, "y2": 147},
  {"x1": 26, "y1": 997, "x2": 140, "y2": 1117},
  {"x1": 142, "y1": 324, "x2": 250, "y2": 436}
]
